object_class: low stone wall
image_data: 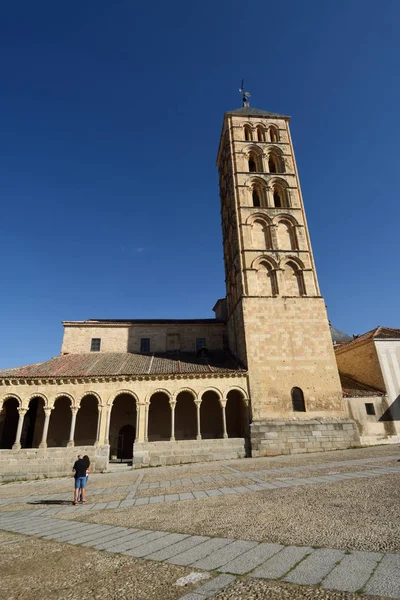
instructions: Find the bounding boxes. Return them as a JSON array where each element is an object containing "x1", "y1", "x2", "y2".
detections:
[
  {"x1": 0, "y1": 445, "x2": 109, "y2": 482},
  {"x1": 250, "y1": 418, "x2": 360, "y2": 457},
  {"x1": 133, "y1": 438, "x2": 249, "y2": 467}
]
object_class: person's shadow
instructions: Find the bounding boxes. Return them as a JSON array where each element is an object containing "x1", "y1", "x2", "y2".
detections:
[{"x1": 28, "y1": 500, "x2": 72, "y2": 505}]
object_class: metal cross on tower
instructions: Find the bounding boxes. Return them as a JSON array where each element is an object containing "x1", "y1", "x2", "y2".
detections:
[{"x1": 239, "y1": 80, "x2": 251, "y2": 107}]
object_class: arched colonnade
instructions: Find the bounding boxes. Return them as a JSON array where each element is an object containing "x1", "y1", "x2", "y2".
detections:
[{"x1": 0, "y1": 387, "x2": 250, "y2": 459}]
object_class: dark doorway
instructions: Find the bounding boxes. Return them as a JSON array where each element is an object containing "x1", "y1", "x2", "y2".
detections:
[
  {"x1": 0, "y1": 398, "x2": 19, "y2": 449},
  {"x1": 117, "y1": 424, "x2": 135, "y2": 459}
]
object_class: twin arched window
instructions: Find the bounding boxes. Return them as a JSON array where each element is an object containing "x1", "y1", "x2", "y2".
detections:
[
  {"x1": 268, "y1": 153, "x2": 284, "y2": 174},
  {"x1": 248, "y1": 152, "x2": 262, "y2": 173},
  {"x1": 243, "y1": 125, "x2": 280, "y2": 143}
]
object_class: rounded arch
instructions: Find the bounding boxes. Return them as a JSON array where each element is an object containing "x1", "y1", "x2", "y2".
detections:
[
  {"x1": 285, "y1": 255, "x2": 306, "y2": 270},
  {"x1": 282, "y1": 260, "x2": 306, "y2": 297},
  {"x1": 272, "y1": 213, "x2": 298, "y2": 227},
  {"x1": 148, "y1": 390, "x2": 171, "y2": 441},
  {"x1": 47, "y1": 395, "x2": 72, "y2": 447},
  {"x1": 256, "y1": 124, "x2": 266, "y2": 142},
  {"x1": 243, "y1": 124, "x2": 253, "y2": 141},
  {"x1": 173, "y1": 387, "x2": 197, "y2": 401},
  {"x1": 175, "y1": 389, "x2": 197, "y2": 440},
  {"x1": 199, "y1": 386, "x2": 223, "y2": 402},
  {"x1": 21, "y1": 395, "x2": 46, "y2": 449},
  {"x1": 292, "y1": 387, "x2": 306, "y2": 412},
  {"x1": 251, "y1": 218, "x2": 272, "y2": 250},
  {"x1": 251, "y1": 254, "x2": 279, "y2": 271},
  {"x1": 253, "y1": 258, "x2": 279, "y2": 296},
  {"x1": 75, "y1": 393, "x2": 99, "y2": 446},
  {"x1": 200, "y1": 389, "x2": 223, "y2": 439},
  {"x1": 51, "y1": 392, "x2": 74, "y2": 410},
  {"x1": 146, "y1": 388, "x2": 172, "y2": 405},
  {"x1": 77, "y1": 390, "x2": 102, "y2": 408},
  {"x1": 0, "y1": 396, "x2": 20, "y2": 449},
  {"x1": 246, "y1": 212, "x2": 272, "y2": 226},
  {"x1": 276, "y1": 219, "x2": 299, "y2": 251},
  {"x1": 225, "y1": 388, "x2": 250, "y2": 438},
  {"x1": 1, "y1": 393, "x2": 22, "y2": 409},
  {"x1": 27, "y1": 392, "x2": 49, "y2": 409},
  {"x1": 109, "y1": 392, "x2": 137, "y2": 459},
  {"x1": 267, "y1": 148, "x2": 285, "y2": 174},
  {"x1": 108, "y1": 389, "x2": 139, "y2": 407},
  {"x1": 223, "y1": 386, "x2": 249, "y2": 401},
  {"x1": 269, "y1": 125, "x2": 280, "y2": 142}
]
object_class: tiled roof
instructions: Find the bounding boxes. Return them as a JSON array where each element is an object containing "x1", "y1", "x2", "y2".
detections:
[
  {"x1": 226, "y1": 107, "x2": 290, "y2": 119},
  {"x1": 339, "y1": 372, "x2": 385, "y2": 397},
  {"x1": 63, "y1": 319, "x2": 225, "y2": 326},
  {"x1": 335, "y1": 326, "x2": 400, "y2": 351},
  {"x1": 0, "y1": 351, "x2": 246, "y2": 379}
]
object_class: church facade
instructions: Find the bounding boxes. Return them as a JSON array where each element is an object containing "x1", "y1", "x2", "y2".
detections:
[{"x1": 0, "y1": 103, "x2": 359, "y2": 481}]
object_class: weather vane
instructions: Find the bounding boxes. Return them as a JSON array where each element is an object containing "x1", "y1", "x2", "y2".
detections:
[{"x1": 239, "y1": 79, "x2": 251, "y2": 107}]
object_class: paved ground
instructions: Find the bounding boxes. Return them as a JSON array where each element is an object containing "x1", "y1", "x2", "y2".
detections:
[{"x1": 1, "y1": 445, "x2": 399, "y2": 599}]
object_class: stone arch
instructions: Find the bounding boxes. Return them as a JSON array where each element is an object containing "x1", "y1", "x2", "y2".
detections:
[
  {"x1": 256, "y1": 125, "x2": 266, "y2": 142},
  {"x1": 109, "y1": 391, "x2": 137, "y2": 460},
  {"x1": 51, "y1": 392, "x2": 75, "y2": 410},
  {"x1": 145, "y1": 388, "x2": 172, "y2": 405},
  {"x1": 225, "y1": 389, "x2": 250, "y2": 438},
  {"x1": 200, "y1": 389, "x2": 223, "y2": 439},
  {"x1": 0, "y1": 396, "x2": 20, "y2": 449},
  {"x1": 77, "y1": 390, "x2": 102, "y2": 408},
  {"x1": 1, "y1": 393, "x2": 22, "y2": 409},
  {"x1": 27, "y1": 392, "x2": 49, "y2": 409},
  {"x1": 269, "y1": 125, "x2": 280, "y2": 142},
  {"x1": 282, "y1": 260, "x2": 306, "y2": 296},
  {"x1": 253, "y1": 258, "x2": 279, "y2": 296},
  {"x1": 243, "y1": 124, "x2": 253, "y2": 141},
  {"x1": 251, "y1": 217, "x2": 272, "y2": 250},
  {"x1": 21, "y1": 395, "x2": 46, "y2": 449},
  {"x1": 47, "y1": 395, "x2": 72, "y2": 447},
  {"x1": 245, "y1": 146, "x2": 263, "y2": 173},
  {"x1": 276, "y1": 219, "x2": 298, "y2": 250},
  {"x1": 292, "y1": 387, "x2": 306, "y2": 412},
  {"x1": 148, "y1": 390, "x2": 171, "y2": 441},
  {"x1": 268, "y1": 148, "x2": 285, "y2": 174},
  {"x1": 75, "y1": 393, "x2": 99, "y2": 446},
  {"x1": 223, "y1": 386, "x2": 249, "y2": 401},
  {"x1": 175, "y1": 389, "x2": 197, "y2": 440}
]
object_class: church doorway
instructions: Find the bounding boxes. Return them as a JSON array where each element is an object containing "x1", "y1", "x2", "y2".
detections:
[
  {"x1": 226, "y1": 390, "x2": 249, "y2": 437},
  {"x1": 200, "y1": 391, "x2": 223, "y2": 439},
  {"x1": 21, "y1": 397, "x2": 45, "y2": 448},
  {"x1": 117, "y1": 424, "x2": 135, "y2": 459},
  {"x1": 109, "y1": 393, "x2": 137, "y2": 461}
]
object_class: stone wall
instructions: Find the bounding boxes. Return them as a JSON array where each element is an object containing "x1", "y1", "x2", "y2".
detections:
[
  {"x1": 250, "y1": 418, "x2": 360, "y2": 457},
  {"x1": 0, "y1": 445, "x2": 109, "y2": 482},
  {"x1": 335, "y1": 339, "x2": 385, "y2": 392},
  {"x1": 133, "y1": 438, "x2": 249, "y2": 467},
  {"x1": 61, "y1": 322, "x2": 226, "y2": 355},
  {"x1": 344, "y1": 395, "x2": 399, "y2": 445}
]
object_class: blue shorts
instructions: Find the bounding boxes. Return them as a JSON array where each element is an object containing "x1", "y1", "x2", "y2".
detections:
[{"x1": 75, "y1": 476, "x2": 87, "y2": 489}]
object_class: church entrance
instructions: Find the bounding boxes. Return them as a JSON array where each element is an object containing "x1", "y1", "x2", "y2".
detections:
[
  {"x1": 117, "y1": 424, "x2": 135, "y2": 459},
  {"x1": 109, "y1": 393, "x2": 137, "y2": 461}
]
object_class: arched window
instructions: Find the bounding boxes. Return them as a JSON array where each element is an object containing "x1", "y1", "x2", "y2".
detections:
[
  {"x1": 257, "y1": 261, "x2": 278, "y2": 296},
  {"x1": 244, "y1": 125, "x2": 252, "y2": 141},
  {"x1": 252, "y1": 188, "x2": 261, "y2": 207},
  {"x1": 291, "y1": 387, "x2": 306, "y2": 412},
  {"x1": 257, "y1": 126, "x2": 265, "y2": 142},
  {"x1": 248, "y1": 152, "x2": 262, "y2": 173},
  {"x1": 276, "y1": 220, "x2": 297, "y2": 250},
  {"x1": 252, "y1": 220, "x2": 271, "y2": 249},
  {"x1": 273, "y1": 190, "x2": 282, "y2": 207},
  {"x1": 268, "y1": 156, "x2": 277, "y2": 173},
  {"x1": 269, "y1": 127, "x2": 279, "y2": 143},
  {"x1": 283, "y1": 261, "x2": 306, "y2": 297}
]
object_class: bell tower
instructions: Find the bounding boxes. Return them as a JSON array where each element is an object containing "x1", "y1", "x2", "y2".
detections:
[{"x1": 217, "y1": 97, "x2": 359, "y2": 453}]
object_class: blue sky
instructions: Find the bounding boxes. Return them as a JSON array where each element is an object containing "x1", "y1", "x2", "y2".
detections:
[{"x1": 1, "y1": 0, "x2": 399, "y2": 368}]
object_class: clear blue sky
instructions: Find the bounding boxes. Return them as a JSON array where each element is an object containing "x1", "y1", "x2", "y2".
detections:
[{"x1": 1, "y1": 0, "x2": 399, "y2": 369}]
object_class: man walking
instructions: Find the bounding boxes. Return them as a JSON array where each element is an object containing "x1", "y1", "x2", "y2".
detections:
[{"x1": 72, "y1": 454, "x2": 87, "y2": 505}]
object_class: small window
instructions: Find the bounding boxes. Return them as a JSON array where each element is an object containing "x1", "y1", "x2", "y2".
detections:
[
  {"x1": 273, "y1": 190, "x2": 282, "y2": 208},
  {"x1": 291, "y1": 387, "x2": 306, "y2": 412},
  {"x1": 365, "y1": 403, "x2": 376, "y2": 416},
  {"x1": 196, "y1": 337, "x2": 206, "y2": 351},
  {"x1": 140, "y1": 338, "x2": 150, "y2": 353},
  {"x1": 90, "y1": 338, "x2": 101, "y2": 352},
  {"x1": 252, "y1": 189, "x2": 261, "y2": 207}
]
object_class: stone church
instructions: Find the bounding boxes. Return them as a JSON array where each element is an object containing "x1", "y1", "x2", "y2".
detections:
[{"x1": 0, "y1": 100, "x2": 360, "y2": 480}]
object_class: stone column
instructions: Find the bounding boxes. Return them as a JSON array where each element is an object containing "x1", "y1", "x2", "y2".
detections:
[
  {"x1": 195, "y1": 400, "x2": 202, "y2": 441},
  {"x1": 105, "y1": 408, "x2": 111, "y2": 444},
  {"x1": 135, "y1": 405, "x2": 140, "y2": 443},
  {"x1": 220, "y1": 400, "x2": 228, "y2": 439},
  {"x1": 94, "y1": 408, "x2": 101, "y2": 446},
  {"x1": 12, "y1": 408, "x2": 27, "y2": 450},
  {"x1": 39, "y1": 408, "x2": 52, "y2": 449},
  {"x1": 144, "y1": 403, "x2": 149, "y2": 442},
  {"x1": 67, "y1": 408, "x2": 78, "y2": 447},
  {"x1": 136, "y1": 403, "x2": 147, "y2": 443},
  {"x1": 169, "y1": 401, "x2": 176, "y2": 441}
]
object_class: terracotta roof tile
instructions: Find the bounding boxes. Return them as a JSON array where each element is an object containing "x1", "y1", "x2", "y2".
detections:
[
  {"x1": 339, "y1": 372, "x2": 385, "y2": 397},
  {"x1": 0, "y1": 351, "x2": 245, "y2": 379},
  {"x1": 335, "y1": 326, "x2": 400, "y2": 351}
]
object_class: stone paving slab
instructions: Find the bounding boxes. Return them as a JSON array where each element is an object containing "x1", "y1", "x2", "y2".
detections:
[
  {"x1": 284, "y1": 548, "x2": 345, "y2": 585},
  {"x1": 168, "y1": 538, "x2": 234, "y2": 566},
  {"x1": 193, "y1": 540, "x2": 258, "y2": 571},
  {"x1": 103, "y1": 530, "x2": 169, "y2": 553},
  {"x1": 90, "y1": 529, "x2": 143, "y2": 550},
  {"x1": 147, "y1": 535, "x2": 210, "y2": 561},
  {"x1": 252, "y1": 545, "x2": 313, "y2": 579},
  {"x1": 219, "y1": 542, "x2": 283, "y2": 575},
  {"x1": 68, "y1": 525, "x2": 127, "y2": 546},
  {"x1": 322, "y1": 550, "x2": 383, "y2": 592},
  {"x1": 365, "y1": 553, "x2": 400, "y2": 598},
  {"x1": 125, "y1": 532, "x2": 189, "y2": 558},
  {"x1": 99, "y1": 530, "x2": 155, "y2": 553},
  {"x1": 189, "y1": 573, "x2": 236, "y2": 598}
]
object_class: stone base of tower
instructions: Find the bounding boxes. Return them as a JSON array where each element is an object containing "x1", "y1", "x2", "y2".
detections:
[{"x1": 250, "y1": 418, "x2": 360, "y2": 457}]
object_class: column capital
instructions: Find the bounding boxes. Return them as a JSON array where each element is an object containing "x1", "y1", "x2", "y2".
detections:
[
  {"x1": 44, "y1": 407, "x2": 53, "y2": 417},
  {"x1": 194, "y1": 399, "x2": 202, "y2": 407},
  {"x1": 169, "y1": 400, "x2": 177, "y2": 409},
  {"x1": 71, "y1": 407, "x2": 79, "y2": 415},
  {"x1": 18, "y1": 408, "x2": 27, "y2": 416},
  {"x1": 219, "y1": 399, "x2": 227, "y2": 408}
]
